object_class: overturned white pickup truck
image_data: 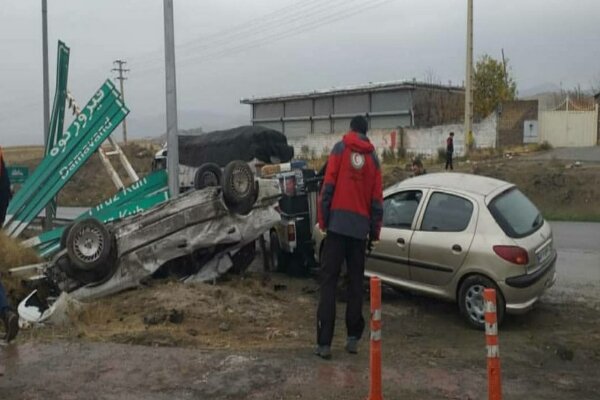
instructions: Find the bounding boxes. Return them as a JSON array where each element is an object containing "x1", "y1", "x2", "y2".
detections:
[{"x1": 17, "y1": 161, "x2": 281, "y2": 322}]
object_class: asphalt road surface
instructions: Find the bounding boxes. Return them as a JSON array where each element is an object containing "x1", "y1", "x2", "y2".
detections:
[
  {"x1": 525, "y1": 146, "x2": 600, "y2": 162},
  {"x1": 548, "y1": 221, "x2": 600, "y2": 305}
]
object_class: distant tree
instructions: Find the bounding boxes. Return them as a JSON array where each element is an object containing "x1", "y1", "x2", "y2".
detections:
[{"x1": 473, "y1": 54, "x2": 517, "y2": 117}]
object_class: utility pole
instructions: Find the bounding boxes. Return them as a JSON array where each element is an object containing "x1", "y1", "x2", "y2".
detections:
[
  {"x1": 501, "y1": 49, "x2": 508, "y2": 88},
  {"x1": 42, "y1": 0, "x2": 53, "y2": 230},
  {"x1": 112, "y1": 59, "x2": 130, "y2": 143},
  {"x1": 464, "y1": 0, "x2": 474, "y2": 154},
  {"x1": 164, "y1": 0, "x2": 179, "y2": 196}
]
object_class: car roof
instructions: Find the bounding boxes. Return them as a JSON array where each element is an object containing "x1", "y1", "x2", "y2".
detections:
[{"x1": 385, "y1": 172, "x2": 513, "y2": 197}]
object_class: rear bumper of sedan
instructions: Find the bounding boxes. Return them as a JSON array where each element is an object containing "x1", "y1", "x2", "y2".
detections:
[{"x1": 500, "y1": 254, "x2": 557, "y2": 315}]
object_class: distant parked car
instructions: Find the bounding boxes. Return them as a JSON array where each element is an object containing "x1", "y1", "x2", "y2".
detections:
[{"x1": 314, "y1": 173, "x2": 557, "y2": 329}]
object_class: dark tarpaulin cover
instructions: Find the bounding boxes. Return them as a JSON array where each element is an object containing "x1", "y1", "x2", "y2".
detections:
[{"x1": 178, "y1": 126, "x2": 294, "y2": 168}]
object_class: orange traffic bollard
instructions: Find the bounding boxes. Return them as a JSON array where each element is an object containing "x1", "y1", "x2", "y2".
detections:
[
  {"x1": 367, "y1": 276, "x2": 383, "y2": 400},
  {"x1": 484, "y1": 288, "x2": 502, "y2": 400}
]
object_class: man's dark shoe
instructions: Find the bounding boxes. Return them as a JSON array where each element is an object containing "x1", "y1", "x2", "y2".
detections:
[
  {"x1": 314, "y1": 345, "x2": 332, "y2": 360},
  {"x1": 2, "y1": 309, "x2": 19, "y2": 343},
  {"x1": 345, "y1": 337, "x2": 359, "y2": 354}
]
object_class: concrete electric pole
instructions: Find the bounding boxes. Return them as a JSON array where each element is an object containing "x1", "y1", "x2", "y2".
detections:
[
  {"x1": 464, "y1": 0, "x2": 474, "y2": 153},
  {"x1": 42, "y1": 0, "x2": 53, "y2": 230},
  {"x1": 112, "y1": 59, "x2": 130, "y2": 143},
  {"x1": 164, "y1": 0, "x2": 179, "y2": 196}
]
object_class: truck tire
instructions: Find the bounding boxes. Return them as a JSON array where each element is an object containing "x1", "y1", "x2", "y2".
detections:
[
  {"x1": 194, "y1": 163, "x2": 222, "y2": 190},
  {"x1": 66, "y1": 218, "x2": 113, "y2": 272},
  {"x1": 222, "y1": 160, "x2": 257, "y2": 215}
]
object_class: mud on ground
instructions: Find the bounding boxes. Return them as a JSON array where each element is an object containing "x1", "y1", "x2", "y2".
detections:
[{"x1": 6, "y1": 272, "x2": 600, "y2": 399}]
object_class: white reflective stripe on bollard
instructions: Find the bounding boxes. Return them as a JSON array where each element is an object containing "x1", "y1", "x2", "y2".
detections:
[
  {"x1": 371, "y1": 330, "x2": 382, "y2": 341},
  {"x1": 485, "y1": 301, "x2": 497, "y2": 313},
  {"x1": 373, "y1": 309, "x2": 382, "y2": 321},
  {"x1": 485, "y1": 322, "x2": 498, "y2": 335},
  {"x1": 487, "y1": 344, "x2": 500, "y2": 358}
]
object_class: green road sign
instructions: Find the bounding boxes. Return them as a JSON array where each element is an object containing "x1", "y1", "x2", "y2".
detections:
[
  {"x1": 3, "y1": 80, "x2": 129, "y2": 237},
  {"x1": 45, "y1": 41, "x2": 70, "y2": 222},
  {"x1": 6, "y1": 166, "x2": 29, "y2": 184},
  {"x1": 47, "y1": 41, "x2": 70, "y2": 156},
  {"x1": 22, "y1": 170, "x2": 169, "y2": 258}
]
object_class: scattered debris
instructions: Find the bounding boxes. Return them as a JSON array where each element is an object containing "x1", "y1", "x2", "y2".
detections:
[
  {"x1": 219, "y1": 322, "x2": 231, "y2": 332},
  {"x1": 556, "y1": 344, "x2": 575, "y2": 361},
  {"x1": 273, "y1": 284, "x2": 287, "y2": 292}
]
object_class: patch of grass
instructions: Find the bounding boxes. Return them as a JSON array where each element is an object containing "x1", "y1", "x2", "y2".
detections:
[
  {"x1": 436, "y1": 147, "x2": 446, "y2": 163},
  {"x1": 543, "y1": 212, "x2": 600, "y2": 223},
  {"x1": 0, "y1": 232, "x2": 40, "y2": 305},
  {"x1": 535, "y1": 141, "x2": 553, "y2": 152},
  {"x1": 381, "y1": 148, "x2": 396, "y2": 164}
]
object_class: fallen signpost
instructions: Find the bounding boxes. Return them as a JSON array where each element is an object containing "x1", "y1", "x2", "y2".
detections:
[{"x1": 3, "y1": 80, "x2": 129, "y2": 238}]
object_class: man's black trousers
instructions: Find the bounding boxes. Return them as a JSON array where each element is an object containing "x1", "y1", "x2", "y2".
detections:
[
  {"x1": 445, "y1": 151, "x2": 454, "y2": 170},
  {"x1": 316, "y1": 231, "x2": 366, "y2": 346}
]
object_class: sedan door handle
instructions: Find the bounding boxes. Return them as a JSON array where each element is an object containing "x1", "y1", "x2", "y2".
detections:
[
  {"x1": 452, "y1": 244, "x2": 462, "y2": 252},
  {"x1": 397, "y1": 238, "x2": 405, "y2": 245}
]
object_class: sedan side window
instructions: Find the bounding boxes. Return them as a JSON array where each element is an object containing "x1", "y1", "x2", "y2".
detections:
[
  {"x1": 421, "y1": 192, "x2": 474, "y2": 232},
  {"x1": 383, "y1": 191, "x2": 422, "y2": 229}
]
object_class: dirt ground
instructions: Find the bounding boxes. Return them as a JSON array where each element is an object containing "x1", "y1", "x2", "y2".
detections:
[
  {"x1": 2, "y1": 145, "x2": 600, "y2": 398},
  {"x1": 2, "y1": 269, "x2": 600, "y2": 399}
]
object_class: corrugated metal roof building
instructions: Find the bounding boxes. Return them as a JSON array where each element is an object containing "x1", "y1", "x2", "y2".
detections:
[{"x1": 241, "y1": 80, "x2": 464, "y2": 138}]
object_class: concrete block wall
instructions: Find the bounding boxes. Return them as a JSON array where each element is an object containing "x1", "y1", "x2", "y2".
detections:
[
  {"x1": 404, "y1": 113, "x2": 497, "y2": 157},
  {"x1": 288, "y1": 114, "x2": 497, "y2": 159}
]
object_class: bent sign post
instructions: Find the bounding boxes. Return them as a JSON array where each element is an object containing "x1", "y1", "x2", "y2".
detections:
[{"x1": 3, "y1": 80, "x2": 129, "y2": 238}]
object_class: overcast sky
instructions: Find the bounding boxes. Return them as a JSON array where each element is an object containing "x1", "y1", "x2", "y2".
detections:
[{"x1": 1, "y1": 0, "x2": 599, "y2": 146}]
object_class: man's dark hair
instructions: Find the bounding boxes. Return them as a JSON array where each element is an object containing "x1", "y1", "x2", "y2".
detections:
[
  {"x1": 449, "y1": 132, "x2": 455, "y2": 136},
  {"x1": 412, "y1": 158, "x2": 423, "y2": 168},
  {"x1": 350, "y1": 115, "x2": 368, "y2": 135}
]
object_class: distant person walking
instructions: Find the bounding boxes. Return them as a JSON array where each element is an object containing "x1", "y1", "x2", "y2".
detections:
[
  {"x1": 445, "y1": 132, "x2": 454, "y2": 170},
  {"x1": 0, "y1": 147, "x2": 19, "y2": 343},
  {"x1": 316, "y1": 116, "x2": 383, "y2": 360}
]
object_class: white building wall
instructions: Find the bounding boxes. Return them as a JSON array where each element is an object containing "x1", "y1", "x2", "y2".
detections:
[{"x1": 288, "y1": 114, "x2": 497, "y2": 159}]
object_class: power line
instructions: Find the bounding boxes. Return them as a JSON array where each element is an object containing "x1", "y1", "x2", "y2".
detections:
[
  {"x1": 112, "y1": 59, "x2": 130, "y2": 143},
  {"x1": 130, "y1": 0, "x2": 363, "y2": 71},
  {"x1": 128, "y1": 0, "x2": 328, "y2": 66},
  {"x1": 135, "y1": 0, "x2": 394, "y2": 76}
]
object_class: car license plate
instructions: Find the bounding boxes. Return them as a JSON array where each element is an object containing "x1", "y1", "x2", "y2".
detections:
[{"x1": 536, "y1": 242, "x2": 553, "y2": 265}]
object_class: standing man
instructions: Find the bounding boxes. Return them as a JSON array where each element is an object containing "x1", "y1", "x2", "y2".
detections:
[
  {"x1": 0, "y1": 147, "x2": 10, "y2": 226},
  {"x1": 445, "y1": 131, "x2": 455, "y2": 170},
  {"x1": 0, "y1": 147, "x2": 19, "y2": 342},
  {"x1": 315, "y1": 116, "x2": 383, "y2": 359}
]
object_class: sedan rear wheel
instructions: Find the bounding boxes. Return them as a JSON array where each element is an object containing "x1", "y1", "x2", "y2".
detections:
[{"x1": 458, "y1": 275, "x2": 505, "y2": 330}]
